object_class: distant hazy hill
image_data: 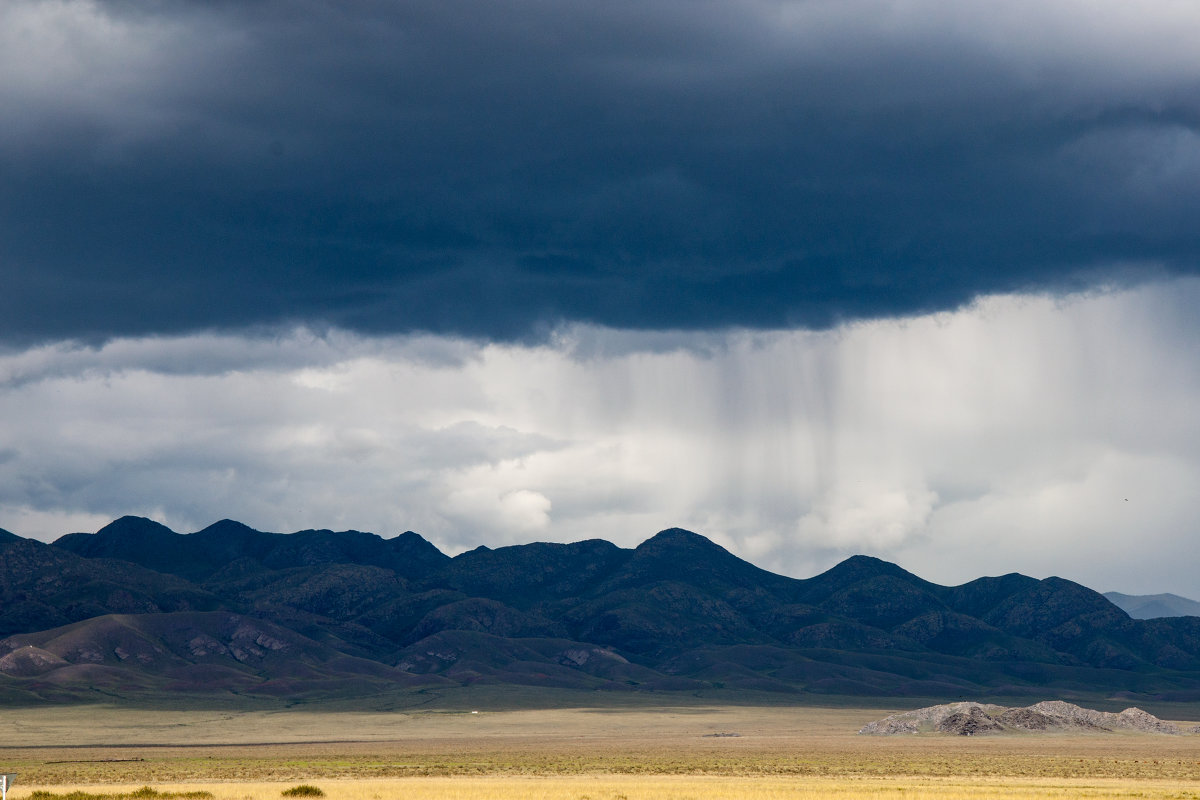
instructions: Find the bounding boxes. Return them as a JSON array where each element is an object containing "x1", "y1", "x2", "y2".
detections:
[
  {"x1": 2, "y1": 518, "x2": 1199, "y2": 703},
  {"x1": 1105, "y1": 591, "x2": 1200, "y2": 620}
]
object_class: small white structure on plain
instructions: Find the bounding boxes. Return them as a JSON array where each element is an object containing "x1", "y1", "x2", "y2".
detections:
[{"x1": 2, "y1": 773, "x2": 16, "y2": 800}]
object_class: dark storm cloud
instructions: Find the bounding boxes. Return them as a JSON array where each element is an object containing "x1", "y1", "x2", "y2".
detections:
[{"x1": 3, "y1": 0, "x2": 1199, "y2": 342}]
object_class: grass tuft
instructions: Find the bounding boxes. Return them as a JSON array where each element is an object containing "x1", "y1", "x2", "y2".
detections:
[
  {"x1": 280, "y1": 787, "x2": 324, "y2": 797},
  {"x1": 31, "y1": 789, "x2": 212, "y2": 800}
]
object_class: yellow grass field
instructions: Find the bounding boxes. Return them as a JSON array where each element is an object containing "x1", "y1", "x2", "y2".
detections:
[
  {"x1": 18, "y1": 777, "x2": 1200, "y2": 800},
  {"x1": 3, "y1": 704, "x2": 1199, "y2": 800}
]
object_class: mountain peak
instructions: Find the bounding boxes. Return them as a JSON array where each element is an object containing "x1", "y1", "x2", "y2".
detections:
[
  {"x1": 612, "y1": 527, "x2": 794, "y2": 597},
  {"x1": 838, "y1": 553, "x2": 901, "y2": 569},
  {"x1": 52, "y1": 516, "x2": 192, "y2": 575},
  {"x1": 389, "y1": 530, "x2": 448, "y2": 557},
  {"x1": 384, "y1": 530, "x2": 450, "y2": 574},
  {"x1": 197, "y1": 519, "x2": 259, "y2": 535},
  {"x1": 650, "y1": 526, "x2": 703, "y2": 538},
  {"x1": 823, "y1": 554, "x2": 923, "y2": 582},
  {"x1": 632, "y1": 527, "x2": 749, "y2": 567},
  {"x1": 637, "y1": 527, "x2": 720, "y2": 550},
  {"x1": 95, "y1": 515, "x2": 178, "y2": 538},
  {"x1": 796, "y1": 554, "x2": 937, "y2": 608}
]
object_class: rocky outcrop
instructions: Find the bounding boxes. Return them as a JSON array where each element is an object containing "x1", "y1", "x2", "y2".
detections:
[
  {"x1": 858, "y1": 702, "x2": 1007, "y2": 735},
  {"x1": 860, "y1": 700, "x2": 1192, "y2": 736},
  {"x1": 995, "y1": 707, "x2": 1075, "y2": 731},
  {"x1": 0, "y1": 644, "x2": 70, "y2": 676},
  {"x1": 936, "y1": 706, "x2": 1005, "y2": 735},
  {"x1": 1027, "y1": 700, "x2": 1184, "y2": 734}
]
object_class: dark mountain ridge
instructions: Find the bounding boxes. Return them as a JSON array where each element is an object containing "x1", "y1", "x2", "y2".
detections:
[
  {"x1": 56, "y1": 515, "x2": 449, "y2": 582},
  {"x1": 0, "y1": 517, "x2": 1195, "y2": 704},
  {"x1": 0, "y1": 534, "x2": 222, "y2": 638}
]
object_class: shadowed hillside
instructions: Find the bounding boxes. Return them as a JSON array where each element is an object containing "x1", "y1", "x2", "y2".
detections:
[{"x1": 0, "y1": 518, "x2": 1197, "y2": 703}]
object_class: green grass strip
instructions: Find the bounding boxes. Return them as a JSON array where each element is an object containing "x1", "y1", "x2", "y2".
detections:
[{"x1": 31, "y1": 788, "x2": 213, "y2": 800}]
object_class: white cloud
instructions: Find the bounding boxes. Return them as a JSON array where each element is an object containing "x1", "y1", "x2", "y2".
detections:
[
  {"x1": 2, "y1": 279, "x2": 1199, "y2": 596},
  {"x1": 0, "y1": 505, "x2": 123, "y2": 539},
  {"x1": 910, "y1": 449, "x2": 1200, "y2": 594},
  {"x1": 441, "y1": 487, "x2": 553, "y2": 542},
  {"x1": 798, "y1": 480, "x2": 938, "y2": 552}
]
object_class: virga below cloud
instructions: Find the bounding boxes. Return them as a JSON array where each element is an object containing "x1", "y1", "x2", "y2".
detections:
[{"x1": 2, "y1": 281, "x2": 1198, "y2": 595}]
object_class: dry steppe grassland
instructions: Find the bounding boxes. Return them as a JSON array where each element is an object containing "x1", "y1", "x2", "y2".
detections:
[{"x1": 3, "y1": 704, "x2": 1199, "y2": 800}]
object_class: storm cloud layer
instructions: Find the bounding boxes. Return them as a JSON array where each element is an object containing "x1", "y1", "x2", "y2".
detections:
[{"x1": 3, "y1": 0, "x2": 1199, "y2": 342}]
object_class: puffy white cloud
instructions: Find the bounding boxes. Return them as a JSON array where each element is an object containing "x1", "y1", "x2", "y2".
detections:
[{"x1": 798, "y1": 481, "x2": 938, "y2": 552}]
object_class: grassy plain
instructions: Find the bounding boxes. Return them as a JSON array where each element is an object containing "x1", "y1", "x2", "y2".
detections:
[{"x1": 3, "y1": 703, "x2": 1199, "y2": 800}]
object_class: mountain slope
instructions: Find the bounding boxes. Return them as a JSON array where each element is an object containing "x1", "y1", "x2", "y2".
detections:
[
  {"x1": 0, "y1": 535, "x2": 223, "y2": 638},
  {"x1": 0, "y1": 611, "x2": 448, "y2": 700},
  {"x1": 0, "y1": 517, "x2": 1194, "y2": 702}
]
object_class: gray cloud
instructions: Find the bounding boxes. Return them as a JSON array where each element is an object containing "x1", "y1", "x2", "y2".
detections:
[
  {"x1": 0, "y1": 328, "x2": 475, "y2": 389},
  {"x1": 2, "y1": 0, "x2": 1198, "y2": 343},
  {"x1": 2, "y1": 280, "x2": 1199, "y2": 595}
]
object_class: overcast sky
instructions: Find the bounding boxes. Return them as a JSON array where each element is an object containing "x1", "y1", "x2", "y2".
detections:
[{"x1": 2, "y1": 0, "x2": 1198, "y2": 596}]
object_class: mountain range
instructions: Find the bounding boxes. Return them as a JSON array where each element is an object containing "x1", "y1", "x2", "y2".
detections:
[
  {"x1": 1104, "y1": 592, "x2": 1200, "y2": 620},
  {"x1": 2, "y1": 517, "x2": 1199, "y2": 705}
]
